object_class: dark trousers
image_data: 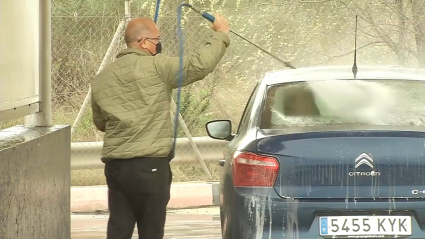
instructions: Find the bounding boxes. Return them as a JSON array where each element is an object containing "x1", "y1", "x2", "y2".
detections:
[{"x1": 104, "y1": 157, "x2": 172, "y2": 239}]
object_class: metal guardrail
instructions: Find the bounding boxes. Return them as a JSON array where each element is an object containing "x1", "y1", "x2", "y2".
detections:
[{"x1": 71, "y1": 137, "x2": 228, "y2": 170}]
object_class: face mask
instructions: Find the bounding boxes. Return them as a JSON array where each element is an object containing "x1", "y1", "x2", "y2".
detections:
[
  {"x1": 155, "y1": 42, "x2": 162, "y2": 55},
  {"x1": 146, "y1": 39, "x2": 162, "y2": 56}
]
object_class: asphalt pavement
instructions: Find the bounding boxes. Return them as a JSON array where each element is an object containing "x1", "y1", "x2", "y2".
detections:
[{"x1": 71, "y1": 207, "x2": 222, "y2": 239}]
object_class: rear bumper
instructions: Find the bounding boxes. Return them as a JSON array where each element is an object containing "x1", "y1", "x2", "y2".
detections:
[{"x1": 225, "y1": 189, "x2": 425, "y2": 239}]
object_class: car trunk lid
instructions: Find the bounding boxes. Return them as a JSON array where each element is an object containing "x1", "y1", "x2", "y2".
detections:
[{"x1": 256, "y1": 128, "x2": 425, "y2": 199}]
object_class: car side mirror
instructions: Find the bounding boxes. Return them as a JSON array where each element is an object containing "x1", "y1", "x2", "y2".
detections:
[{"x1": 205, "y1": 120, "x2": 233, "y2": 141}]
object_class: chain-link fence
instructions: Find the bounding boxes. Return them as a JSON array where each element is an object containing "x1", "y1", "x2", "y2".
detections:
[{"x1": 47, "y1": 0, "x2": 425, "y2": 186}]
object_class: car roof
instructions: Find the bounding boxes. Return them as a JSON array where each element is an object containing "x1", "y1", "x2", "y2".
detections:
[{"x1": 263, "y1": 65, "x2": 425, "y2": 85}]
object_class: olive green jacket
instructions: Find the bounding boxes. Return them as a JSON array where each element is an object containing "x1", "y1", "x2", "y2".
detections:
[{"x1": 91, "y1": 31, "x2": 230, "y2": 162}]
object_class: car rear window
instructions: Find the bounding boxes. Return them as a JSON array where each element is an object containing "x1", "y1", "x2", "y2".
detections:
[{"x1": 260, "y1": 79, "x2": 425, "y2": 129}]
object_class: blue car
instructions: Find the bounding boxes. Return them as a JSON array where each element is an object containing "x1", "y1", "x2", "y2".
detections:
[{"x1": 205, "y1": 65, "x2": 425, "y2": 239}]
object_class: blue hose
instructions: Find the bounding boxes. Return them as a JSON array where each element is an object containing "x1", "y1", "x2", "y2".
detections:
[
  {"x1": 154, "y1": 0, "x2": 161, "y2": 23},
  {"x1": 170, "y1": 3, "x2": 191, "y2": 156},
  {"x1": 153, "y1": 0, "x2": 181, "y2": 157},
  {"x1": 153, "y1": 0, "x2": 187, "y2": 157}
]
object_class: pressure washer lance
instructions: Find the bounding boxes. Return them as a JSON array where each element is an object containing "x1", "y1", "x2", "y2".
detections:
[{"x1": 187, "y1": 5, "x2": 296, "y2": 69}]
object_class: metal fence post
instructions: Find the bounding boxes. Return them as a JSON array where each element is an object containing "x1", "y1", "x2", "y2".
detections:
[
  {"x1": 25, "y1": 0, "x2": 52, "y2": 127},
  {"x1": 71, "y1": 1, "x2": 131, "y2": 137},
  {"x1": 171, "y1": 99, "x2": 212, "y2": 179},
  {"x1": 70, "y1": 19, "x2": 127, "y2": 136},
  {"x1": 125, "y1": 0, "x2": 131, "y2": 19}
]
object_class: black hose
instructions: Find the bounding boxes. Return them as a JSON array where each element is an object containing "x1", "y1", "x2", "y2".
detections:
[{"x1": 188, "y1": 4, "x2": 296, "y2": 69}]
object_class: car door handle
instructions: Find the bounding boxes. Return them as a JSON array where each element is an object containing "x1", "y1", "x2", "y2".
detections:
[{"x1": 219, "y1": 160, "x2": 225, "y2": 167}]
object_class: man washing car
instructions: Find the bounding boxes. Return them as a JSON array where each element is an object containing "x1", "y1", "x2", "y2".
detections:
[{"x1": 90, "y1": 14, "x2": 230, "y2": 239}]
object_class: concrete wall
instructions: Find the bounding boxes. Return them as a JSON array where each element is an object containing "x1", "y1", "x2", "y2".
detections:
[{"x1": 0, "y1": 125, "x2": 70, "y2": 239}]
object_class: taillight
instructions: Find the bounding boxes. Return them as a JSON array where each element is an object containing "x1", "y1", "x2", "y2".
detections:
[{"x1": 232, "y1": 151, "x2": 279, "y2": 187}]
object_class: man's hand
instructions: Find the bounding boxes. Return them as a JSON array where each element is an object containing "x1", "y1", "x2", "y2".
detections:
[{"x1": 211, "y1": 14, "x2": 230, "y2": 35}]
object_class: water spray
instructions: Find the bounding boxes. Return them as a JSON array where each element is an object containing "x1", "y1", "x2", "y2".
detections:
[{"x1": 185, "y1": 4, "x2": 296, "y2": 69}]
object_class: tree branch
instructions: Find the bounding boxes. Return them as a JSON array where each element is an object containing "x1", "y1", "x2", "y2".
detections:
[{"x1": 303, "y1": 41, "x2": 384, "y2": 66}]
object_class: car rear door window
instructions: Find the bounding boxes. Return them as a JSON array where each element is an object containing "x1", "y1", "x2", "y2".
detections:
[{"x1": 260, "y1": 79, "x2": 425, "y2": 129}]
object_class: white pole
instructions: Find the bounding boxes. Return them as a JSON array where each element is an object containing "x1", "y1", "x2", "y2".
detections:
[
  {"x1": 125, "y1": 0, "x2": 131, "y2": 19},
  {"x1": 26, "y1": 0, "x2": 52, "y2": 127}
]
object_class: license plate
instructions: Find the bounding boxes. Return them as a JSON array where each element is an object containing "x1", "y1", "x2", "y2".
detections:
[{"x1": 319, "y1": 216, "x2": 412, "y2": 237}]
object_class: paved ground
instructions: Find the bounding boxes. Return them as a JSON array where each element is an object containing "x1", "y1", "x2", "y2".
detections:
[{"x1": 71, "y1": 207, "x2": 222, "y2": 239}]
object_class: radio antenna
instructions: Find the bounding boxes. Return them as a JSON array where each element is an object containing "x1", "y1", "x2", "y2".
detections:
[{"x1": 352, "y1": 15, "x2": 358, "y2": 79}]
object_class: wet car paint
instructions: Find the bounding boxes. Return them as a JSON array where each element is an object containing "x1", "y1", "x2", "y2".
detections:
[{"x1": 212, "y1": 66, "x2": 425, "y2": 239}]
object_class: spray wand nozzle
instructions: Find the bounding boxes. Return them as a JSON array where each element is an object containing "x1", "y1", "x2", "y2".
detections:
[{"x1": 184, "y1": 4, "x2": 296, "y2": 69}]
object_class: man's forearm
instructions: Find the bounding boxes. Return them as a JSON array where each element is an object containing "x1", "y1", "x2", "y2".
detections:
[{"x1": 179, "y1": 31, "x2": 230, "y2": 86}]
